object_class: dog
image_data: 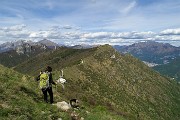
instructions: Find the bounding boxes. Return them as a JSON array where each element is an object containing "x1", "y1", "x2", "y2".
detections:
[
  {"x1": 70, "y1": 99, "x2": 80, "y2": 109},
  {"x1": 56, "y1": 77, "x2": 66, "y2": 90},
  {"x1": 56, "y1": 70, "x2": 67, "y2": 89}
]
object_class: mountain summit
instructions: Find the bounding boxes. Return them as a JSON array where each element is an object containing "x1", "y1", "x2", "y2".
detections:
[{"x1": 37, "y1": 39, "x2": 59, "y2": 48}]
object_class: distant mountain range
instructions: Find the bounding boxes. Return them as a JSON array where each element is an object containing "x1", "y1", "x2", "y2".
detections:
[
  {"x1": 70, "y1": 44, "x2": 98, "y2": 49},
  {"x1": 0, "y1": 45, "x2": 52, "y2": 67},
  {"x1": 114, "y1": 41, "x2": 180, "y2": 65},
  {"x1": 0, "y1": 39, "x2": 59, "y2": 53},
  {"x1": 0, "y1": 39, "x2": 96, "y2": 53},
  {"x1": 0, "y1": 39, "x2": 59, "y2": 67}
]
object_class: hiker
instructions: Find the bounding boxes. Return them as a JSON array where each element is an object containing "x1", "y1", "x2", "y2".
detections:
[{"x1": 36, "y1": 66, "x2": 56, "y2": 104}]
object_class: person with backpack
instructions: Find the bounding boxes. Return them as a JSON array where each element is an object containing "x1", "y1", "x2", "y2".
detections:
[{"x1": 36, "y1": 66, "x2": 56, "y2": 104}]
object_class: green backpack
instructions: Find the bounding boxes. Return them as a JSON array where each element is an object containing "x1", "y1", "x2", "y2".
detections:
[{"x1": 39, "y1": 72, "x2": 49, "y2": 89}]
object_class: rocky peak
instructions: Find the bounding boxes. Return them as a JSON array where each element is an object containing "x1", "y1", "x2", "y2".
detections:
[{"x1": 16, "y1": 43, "x2": 32, "y2": 54}]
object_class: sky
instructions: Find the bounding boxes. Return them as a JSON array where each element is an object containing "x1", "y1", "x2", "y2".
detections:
[{"x1": 0, "y1": 0, "x2": 180, "y2": 46}]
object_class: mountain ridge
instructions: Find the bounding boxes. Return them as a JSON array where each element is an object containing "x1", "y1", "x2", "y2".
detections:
[{"x1": 13, "y1": 44, "x2": 180, "y2": 120}]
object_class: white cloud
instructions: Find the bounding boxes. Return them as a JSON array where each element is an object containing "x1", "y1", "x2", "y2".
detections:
[
  {"x1": 160, "y1": 28, "x2": 180, "y2": 35},
  {"x1": 81, "y1": 31, "x2": 155, "y2": 40},
  {"x1": 81, "y1": 32, "x2": 112, "y2": 39},
  {"x1": 0, "y1": 24, "x2": 26, "y2": 31},
  {"x1": 0, "y1": 24, "x2": 180, "y2": 46},
  {"x1": 25, "y1": 28, "x2": 180, "y2": 44},
  {"x1": 0, "y1": 24, "x2": 30, "y2": 40},
  {"x1": 29, "y1": 30, "x2": 60, "y2": 39}
]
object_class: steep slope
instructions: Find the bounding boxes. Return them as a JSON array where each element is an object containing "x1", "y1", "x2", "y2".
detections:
[
  {"x1": 0, "y1": 64, "x2": 62, "y2": 119},
  {"x1": 14, "y1": 45, "x2": 180, "y2": 120},
  {"x1": 153, "y1": 57, "x2": 180, "y2": 82},
  {"x1": 1, "y1": 64, "x2": 124, "y2": 120}
]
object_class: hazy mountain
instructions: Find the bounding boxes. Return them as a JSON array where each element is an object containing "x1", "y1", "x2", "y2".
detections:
[
  {"x1": 114, "y1": 41, "x2": 180, "y2": 64},
  {"x1": 0, "y1": 40, "x2": 22, "y2": 53},
  {"x1": 13, "y1": 45, "x2": 180, "y2": 120},
  {"x1": 70, "y1": 44, "x2": 98, "y2": 49},
  {"x1": 37, "y1": 39, "x2": 59, "y2": 49},
  {"x1": 0, "y1": 39, "x2": 60, "y2": 67},
  {"x1": 0, "y1": 45, "x2": 51, "y2": 67},
  {"x1": 0, "y1": 39, "x2": 59, "y2": 53}
]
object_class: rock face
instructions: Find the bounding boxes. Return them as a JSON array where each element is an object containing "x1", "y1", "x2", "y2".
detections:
[{"x1": 16, "y1": 43, "x2": 32, "y2": 54}]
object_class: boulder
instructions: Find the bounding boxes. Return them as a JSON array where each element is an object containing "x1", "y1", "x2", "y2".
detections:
[{"x1": 55, "y1": 101, "x2": 71, "y2": 111}]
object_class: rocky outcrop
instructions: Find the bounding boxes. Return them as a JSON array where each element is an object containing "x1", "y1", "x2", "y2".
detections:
[{"x1": 16, "y1": 43, "x2": 32, "y2": 54}]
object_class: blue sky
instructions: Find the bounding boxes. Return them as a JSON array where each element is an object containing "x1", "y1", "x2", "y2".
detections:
[{"x1": 0, "y1": 0, "x2": 180, "y2": 46}]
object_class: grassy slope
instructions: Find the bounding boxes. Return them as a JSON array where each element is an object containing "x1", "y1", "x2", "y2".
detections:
[
  {"x1": 153, "y1": 57, "x2": 180, "y2": 81},
  {"x1": 0, "y1": 64, "x2": 66, "y2": 119},
  {"x1": 61, "y1": 45, "x2": 180, "y2": 120},
  {"x1": 14, "y1": 45, "x2": 180, "y2": 120},
  {"x1": 0, "y1": 64, "x2": 125, "y2": 120}
]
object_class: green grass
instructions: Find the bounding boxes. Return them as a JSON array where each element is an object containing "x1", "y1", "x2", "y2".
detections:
[
  {"x1": 84, "y1": 106, "x2": 125, "y2": 120},
  {"x1": 0, "y1": 64, "x2": 68, "y2": 120},
  {"x1": 0, "y1": 64, "x2": 127, "y2": 120}
]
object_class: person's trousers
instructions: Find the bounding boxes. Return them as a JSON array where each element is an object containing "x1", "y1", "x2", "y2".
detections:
[{"x1": 42, "y1": 87, "x2": 54, "y2": 104}]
